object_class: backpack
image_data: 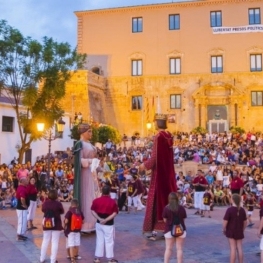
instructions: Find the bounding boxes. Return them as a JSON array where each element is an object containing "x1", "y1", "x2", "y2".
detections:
[
  {"x1": 171, "y1": 210, "x2": 184, "y2": 237},
  {"x1": 70, "y1": 210, "x2": 83, "y2": 231},
  {"x1": 42, "y1": 210, "x2": 55, "y2": 229}
]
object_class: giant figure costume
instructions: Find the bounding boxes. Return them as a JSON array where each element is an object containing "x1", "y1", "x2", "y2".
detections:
[
  {"x1": 73, "y1": 124, "x2": 99, "y2": 232},
  {"x1": 142, "y1": 114, "x2": 177, "y2": 233}
]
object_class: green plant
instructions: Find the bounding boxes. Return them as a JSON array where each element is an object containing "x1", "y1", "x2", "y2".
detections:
[
  {"x1": 191, "y1": 126, "x2": 207, "y2": 134},
  {"x1": 0, "y1": 20, "x2": 86, "y2": 163},
  {"x1": 229, "y1": 126, "x2": 245, "y2": 134},
  {"x1": 97, "y1": 125, "x2": 121, "y2": 145}
]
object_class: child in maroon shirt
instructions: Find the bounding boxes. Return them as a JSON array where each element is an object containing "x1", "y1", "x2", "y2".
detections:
[
  {"x1": 223, "y1": 194, "x2": 247, "y2": 263},
  {"x1": 202, "y1": 188, "x2": 213, "y2": 218},
  {"x1": 244, "y1": 193, "x2": 256, "y2": 227},
  {"x1": 64, "y1": 199, "x2": 84, "y2": 263},
  {"x1": 163, "y1": 192, "x2": 187, "y2": 263},
  {"x1": 126, "y1": 176, "x2": 138, "y2": 213}
]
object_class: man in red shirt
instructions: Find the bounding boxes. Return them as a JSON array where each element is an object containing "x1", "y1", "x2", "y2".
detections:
[
  {"x1": 193, "y1": 170, "x2": 208, "y2": 216},
  {"x1": 230, "y1": 170, "x2": 244, "y2": 195},
  {"x1": 91, "y1": 185, "x2": 118, "y2": 263},
  {"x1": 16, "y1": 178, "x2": 29, "y2": 241}
]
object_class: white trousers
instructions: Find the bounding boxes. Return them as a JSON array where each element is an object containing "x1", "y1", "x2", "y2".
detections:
[
  {"x1": 40, "y1": 230, "x2": 61, "y2": 263},
  {"x1": 136, "y1": 194, "x2": 145, "y2": 209},
  {"x1": 27, "y1": 200, "x2": 37, "y2": 221},
  {"x1": 16, "y1": 209, "x2": 28, "y2": 235},
  {"x1": 194, "y1": 191, "x2": 205, "y2": 210},
  {"x1": 110, "y1": 192, "x2": 117, "y2": 199},
  {"x1": 127, "y1": 195, "x2": 138, "y2": 207},
  {"x1": 95, "y1": 223, "x2": 115, "y2": 259}
]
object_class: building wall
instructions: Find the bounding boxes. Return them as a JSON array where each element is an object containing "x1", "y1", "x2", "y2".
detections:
[
  {"x1": 0, "y1": 102, "x2": 73, "y2": 164},
  {"x1": 61, "y1": 70, "x2": 107, "y2": 124},
  {"x1": 73, "y1": 0, "x2": 263, "y2": 135}
]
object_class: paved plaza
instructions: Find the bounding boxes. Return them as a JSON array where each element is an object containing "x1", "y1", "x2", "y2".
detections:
[{"x1": 0, "y1": 204, "x2": 261, "y2": 263}]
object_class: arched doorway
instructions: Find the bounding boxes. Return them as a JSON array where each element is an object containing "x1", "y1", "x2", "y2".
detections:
[{"x1": 192, "y1": 84, "x2": 245, "y2": 133}]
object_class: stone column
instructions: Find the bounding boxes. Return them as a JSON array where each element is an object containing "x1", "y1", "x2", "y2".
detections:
[
  {"x1": 194, "y1": 101, "x2": 199, "y2": 128},
  {"x1": 201, "y1": 104, "x2": 207, "y2": 128},
  {"x1": 229, "y1": 101, "x2": 235, "y2": 128}
]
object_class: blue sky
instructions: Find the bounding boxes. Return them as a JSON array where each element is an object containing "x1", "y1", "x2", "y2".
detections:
[{"x1": 0, "y1": 0, "x2": 172, "y2": 48}]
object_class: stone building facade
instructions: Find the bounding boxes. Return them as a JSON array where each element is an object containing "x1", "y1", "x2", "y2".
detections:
[{"x1": 64, "y1": 0, "x2": 263, "y2": 135}]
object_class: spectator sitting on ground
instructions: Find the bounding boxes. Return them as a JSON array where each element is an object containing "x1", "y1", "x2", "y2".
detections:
[
  {"x1": 214, "y1": 185, "x2": 226, "y2": 206},
  {"x1": 55, "y1": 166, "x2": 64, "y2": 181},
  {"x1": 59, "y1": 186, "x2": 71, "y2": 202}
]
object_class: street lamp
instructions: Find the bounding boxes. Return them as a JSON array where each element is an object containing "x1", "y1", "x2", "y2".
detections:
[
  {"x1": 36, "y1": 118, "x2": 66, "y2": 189},
  {"x1": 146, "y1": 122, "x2": 152, "y2": 137}
]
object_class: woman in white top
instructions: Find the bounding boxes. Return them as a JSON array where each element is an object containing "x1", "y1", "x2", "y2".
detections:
[
  {"x1": 216, "y1": 166, "x2": 223, "y2": 185},
  {"x1": 209, "y1": 161, "x2": 217, "y2": 173},
  {"x1": 222, "y1": 171, "x2": 230, "y2": 188}
]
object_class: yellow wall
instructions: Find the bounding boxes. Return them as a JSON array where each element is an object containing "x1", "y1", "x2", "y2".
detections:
[
  {"x1": 66, "y1": 0, "x2": 263, "y2": 135},
  {"x1": 77, "y1": 0, "x2": 263, "y2": 75}
]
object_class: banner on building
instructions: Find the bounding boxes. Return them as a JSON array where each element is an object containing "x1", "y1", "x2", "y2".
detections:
[{"x1": 212, "y1": 25, "x2": 263, "y2": 34}]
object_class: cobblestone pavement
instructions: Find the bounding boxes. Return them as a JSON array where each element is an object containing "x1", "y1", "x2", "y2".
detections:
[{"x1": 0, "y1": 204, "x2": 260, "y2": 263}]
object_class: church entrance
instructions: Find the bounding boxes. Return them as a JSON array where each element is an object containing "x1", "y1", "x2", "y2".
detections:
[
  {"x1": 192, "y1": 83, "x2": 244, "y2": 133},
  {"x1": 207, "y1": 105, "x2": 228, "y2": 133}
]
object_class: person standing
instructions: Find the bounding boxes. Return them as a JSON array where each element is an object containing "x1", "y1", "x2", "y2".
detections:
[
  {"x1": 91, "y1": 185, "x2": 119, "y2": 263},
  {"x1": 105, "y1": 139, "x2": 113, "y2": 155},
  {"x1": 223, "y1": 194, "x2": 247, "y2": 263},
  {"x1": 73, "y1": 123, "x2": 100, "y2": 233},
  {"x1": 40, "y1": 189, "x2": 64, "y2": 263},
  {"x1": 16, "y1": 178, "x2": 29, "y2": 241},
  {"x1": 163, "y1": 192, "x2": 187, "y2": 263},
  {"x1": 122, "y1": 134, "x2": 128, "y2": 147},
  {"x1": 244, "y1": 193, "x2": 255, "y2": 227},
  {"x1": 27, "y1": 177, "x2": 38, "y2": 230},
  {"x1": 139, "y1": 114, "x2": 177, "y2": 240},
  {"x1": 64, "y1": 199, "x2": 84, "y2": 263},
  {"x1": 202, "y1": 187, "x2": 213, "y2": 218},
  {"x1": 257, "y1": 203, "x2": 263, "y2": 262},
  {"x1": 230, "y1": 170, "x2": 244, "y2": 195},
  {"x1": 134, "y1": 176, "x2": 145, "y2": 210},
  {"x1": 115, "y1": 164, "x2": 125, "y2": 182},
  {"x1": 108, "y1": 173, "x2": 120, "y2": 201},
  {"x1": 193, "y1": 170, "x2": 208, "y2": 216},
  {"x1": 126, "y1": 175, "x2": 138, "y2": 214}
]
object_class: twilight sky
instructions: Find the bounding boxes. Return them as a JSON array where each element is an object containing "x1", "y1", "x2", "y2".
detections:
[{"x1": 0, "y1": 0, "x2": 173, "y2": 48}]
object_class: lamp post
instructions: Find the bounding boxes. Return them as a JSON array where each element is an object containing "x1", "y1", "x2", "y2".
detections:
[
  {"x1": 37, "y1": 118, "x2": 65, "y2": 189},
  {"x1": 146, "y1": 122, "x2": 152, "y2": 137}
]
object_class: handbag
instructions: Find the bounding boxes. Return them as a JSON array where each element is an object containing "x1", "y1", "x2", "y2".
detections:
[{"x1": 171, "y1": 211, "x2": 184, "y2": 237}]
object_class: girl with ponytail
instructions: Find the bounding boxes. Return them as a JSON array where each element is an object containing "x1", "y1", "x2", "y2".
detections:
[
  {"x1": 162, "y1": 192, "x2": 187, "y2": 263},
  {"x1": 223, "y1": 194, "x2": 247, "y2": 263}
]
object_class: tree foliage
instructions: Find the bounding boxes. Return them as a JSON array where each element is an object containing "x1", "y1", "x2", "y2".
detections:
[
  {"x1": 229, "y1": 126, "x2": 245, "y2": 134},
  {"x1": 70, "y1": 124, "x2": 121, "y2": 146},
  {"x1": 0, "y1": 20, "x2": 86, "y2": 162},
  {"x1": 97, "y1": 125, "x2": 121, "y2": 145},
  {"x1": 191, "y1": 126, "x2": 208, "y2": 134}
]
